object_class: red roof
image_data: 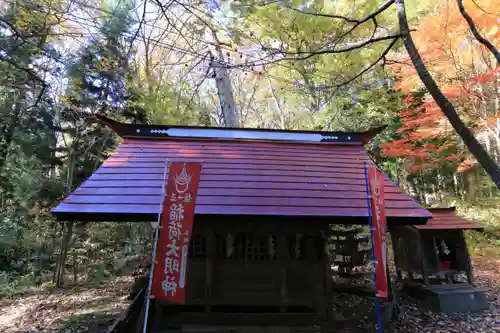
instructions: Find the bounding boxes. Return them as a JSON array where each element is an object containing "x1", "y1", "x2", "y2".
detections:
[
  {"x1": 51, "y1": 118, "x2": 431, "y2": 222},
  {"x1": 416, "y1": 208, "x2": 482, "y2": 230}
]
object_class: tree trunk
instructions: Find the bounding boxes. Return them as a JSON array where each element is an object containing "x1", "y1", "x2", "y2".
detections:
[
  {"x1": 210, "y1": 30, "x2": 240, "y2": 128},
  {"x1": 464, "y1": 169, "x2": 477, "y2": 202},
  {"x1": 395, "y1": 0, "x2": 500, "y2": 189},
  {"x1": 0, "y1": 93, "x2": 25, "y2": 193},
  {"x1": 55, "y1": 221, "x2": 74, "y2": 286},
  {"x1": 267, "y1": 76, "x2": 287, "y2": 129}
]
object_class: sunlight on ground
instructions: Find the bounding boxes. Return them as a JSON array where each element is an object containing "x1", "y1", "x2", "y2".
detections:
[{"x1": 0, "y1": 277, "x2": 132, "y2": 333}]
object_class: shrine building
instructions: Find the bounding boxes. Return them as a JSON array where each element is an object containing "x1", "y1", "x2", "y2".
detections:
[{"x1": 51, "y1": 116, "x2": 432, "y2": 327}]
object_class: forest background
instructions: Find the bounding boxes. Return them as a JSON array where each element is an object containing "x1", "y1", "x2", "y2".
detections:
[{"x1": 0, "y1": 0, "x2": 499, "y2": 294}]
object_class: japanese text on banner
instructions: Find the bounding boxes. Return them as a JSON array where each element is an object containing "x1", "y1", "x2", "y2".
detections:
[
  {"x1": 151, "y1": 162, "x2": 202, "y2": 304},
  {"x1": 368, "y1": 167, "x2": 389, "y2": 299}
]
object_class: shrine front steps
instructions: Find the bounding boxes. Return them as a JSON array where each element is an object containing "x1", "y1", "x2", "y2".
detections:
[{"x1": 404, "y1": 282, "x2": 489, "y2": 313}]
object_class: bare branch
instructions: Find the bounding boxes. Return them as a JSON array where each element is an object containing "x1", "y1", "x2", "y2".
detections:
[
  {"x1": 0, "y1": 54, "x2": 46, "y2": 85},
  {"x1": 179, "y1": 52, "x2": 211, "y2": 112},
  {"x1": 127, "y1": 0, "x2": 148, "y2": 56},
  {"x1": 316, "y1": 0, "x2": 395, "y2": 54},
  {"x1": 316, "y1": 37, "x2": 399, "y2": 91},
  {"x1": 26, "y1": 84, "x2": 47, "y2": 110},
  {"x1": 233, "y1": 34, "x2": 401, "y2": 67},
  {"x1": 282, "y1": 4, "x2": 360, "y2": 23},
  {"x1": 471, "y1": 0, "x2": 498, "y2": 16},
  {"x1": 457, "y1": 0, "x2": 500, "y2": 65},
  {"x1": 253, "y1": 0, "x2": 395, "y2": 25},
  {"x1": 234, "y1": 0, "x2": 397, "y2": 71},
  {"x1": 152, "y1": 0, "x2": 202, "y2": 56}
]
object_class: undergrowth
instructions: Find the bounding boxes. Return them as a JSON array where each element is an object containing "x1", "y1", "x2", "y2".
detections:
[
  {"x1": 0, "y1": 271, "x2": 53, "y2": 297},
  {"x1": 454, "y1": 196, "x2": 500, "y2": 258}
]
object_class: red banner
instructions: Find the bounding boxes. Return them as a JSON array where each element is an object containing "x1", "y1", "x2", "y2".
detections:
[
  {"x1": 368, "y1": 167, "x2": 389, "y2": 299},
  {"x1": 151, "y1": 161, "x2": 202, "y2": 304}
]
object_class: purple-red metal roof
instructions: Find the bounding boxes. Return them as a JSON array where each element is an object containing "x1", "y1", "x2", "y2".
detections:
[
  {"x1": 51, "y1": 118, "x2": 431, "y2": 222},
  {"x1": 416, "y1": 208, "x2": 482, "y2": 230}
]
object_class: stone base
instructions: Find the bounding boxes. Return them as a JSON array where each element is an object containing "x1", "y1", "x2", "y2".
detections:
[{"x1": 404, "y1": 282, "x2": 489, "y2": 313}]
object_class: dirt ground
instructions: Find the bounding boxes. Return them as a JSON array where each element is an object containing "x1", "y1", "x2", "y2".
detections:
[
  {"x1": 0, "y1": 276, "x2": 133, "y2": 333},
  {"x1": 0, "y1": 258, "x2": 498, "y2": 333}
]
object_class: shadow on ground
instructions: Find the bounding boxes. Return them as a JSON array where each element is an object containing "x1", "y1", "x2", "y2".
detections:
[{"x1": 55, "y1": 311, "x2": 117, "y2": 333}]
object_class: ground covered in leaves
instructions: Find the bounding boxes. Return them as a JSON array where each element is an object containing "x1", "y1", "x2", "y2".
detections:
[
  {"x1": 0, "y1": 276, "x2": 133, "y2": 333},
  {"x1": 390, "y1": 257, "x2": 500, "y2": 333},
  {"x1": 0, "y1": 258, "x2": 498, "y2": 333},
  {"x1": 330, "y1": 257, "x2": 500, "y2": 333}
]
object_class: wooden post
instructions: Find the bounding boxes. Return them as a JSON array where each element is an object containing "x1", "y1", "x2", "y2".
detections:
[
  {"x1": 310, "y1": 234, "x2": 326, "y2": 318},
  {"x1": 390, "y1": 231, "x2": 403, "y2": 281},
  {"x1": 205, "y1": 228, "x2": 215, "y2": 313},
  {"x1": 322, "y1": 230, "x2": 332, "y2": 318},
  {"x1": 460, "y1": 231, "x2": 475, "y2": 285},
  {"x1": 277, "y1": 232, "x2": 288, "y2": 312},
  {"x1": 419, "y1": 233, "x2": 430, "y2": 286},
  {"x1": 421, "y1": 261, "x2": 430, "y2": 285}
]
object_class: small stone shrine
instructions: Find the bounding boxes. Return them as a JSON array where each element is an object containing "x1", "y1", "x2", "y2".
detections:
[{"x1": 391, "y1": 207, "x2": 488, "y2": 313}]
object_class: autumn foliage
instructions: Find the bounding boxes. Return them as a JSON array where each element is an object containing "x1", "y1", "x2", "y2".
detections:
[{"x1": 382, "y1": 0, "x2": 500, "y2": 173}]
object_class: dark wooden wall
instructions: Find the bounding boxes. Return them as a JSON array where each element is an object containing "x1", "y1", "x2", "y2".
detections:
[
  {"x1": 392, "y1": 226, "x2": 423, "y2": 274},
  {"x1": 169, "y1": 216, "x2": 331, "y2": 316}
]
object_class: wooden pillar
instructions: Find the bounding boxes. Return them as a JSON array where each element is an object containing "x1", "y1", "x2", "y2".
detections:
[
  {"x1": 408, "y1": 231, "x2": 415, "y2": 281},
  {"x1": 277, "y1": 232, "x2": 288, "y2": 312},
  {"x1": 460, "y1": 231, "x2": 475, "y2": 285},
  {"x1": 322, "y1": 230, "x2": 332, "y2": 318},
  {"x1": 204, "y1": 228, "x2": 215, "y2": 313},
  {"x1": 419, "y1": 233, "x2": 430, "y2": 286},
  {"x1": 309, "y1": 234, "x2": 326, "y2": 318},
  {"x1": 390, "y1": 231, "x2": 403, "y2": 282},
  {"x1": 421, "y1": 258, "x2": 430, "y2": 285}
]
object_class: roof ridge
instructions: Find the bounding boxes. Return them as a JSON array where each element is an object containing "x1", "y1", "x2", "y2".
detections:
[{"x1": 94, "y1": 115, "x2": 386, "y2": 145}]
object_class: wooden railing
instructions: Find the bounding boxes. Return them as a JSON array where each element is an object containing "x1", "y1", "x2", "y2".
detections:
[{"x1": 107, "y1": 286, "x2": 147, "y2": 333}]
